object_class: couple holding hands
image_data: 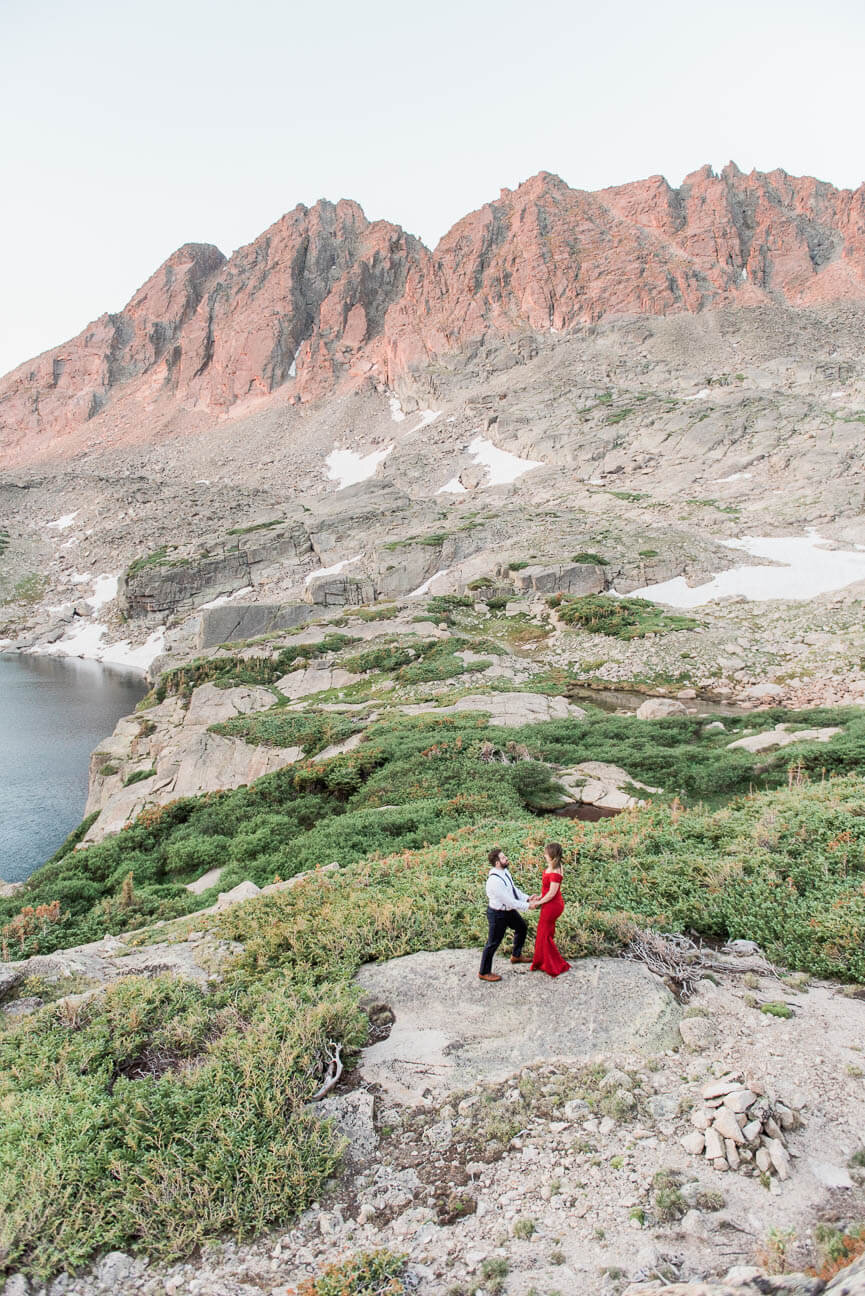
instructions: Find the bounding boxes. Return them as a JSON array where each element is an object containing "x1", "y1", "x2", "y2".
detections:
[{"x1": 478, "y1": 842, "x2": 571, "y2": 982}]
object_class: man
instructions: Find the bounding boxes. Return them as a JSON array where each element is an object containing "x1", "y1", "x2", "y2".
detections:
[{"x1": 478, "y1": 846, "x2": 535, "y2": 982}]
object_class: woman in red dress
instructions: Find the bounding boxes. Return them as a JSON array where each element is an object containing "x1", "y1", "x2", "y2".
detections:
[{"x1": 530, "y1": 842, "x2": 571, "y2": 977}]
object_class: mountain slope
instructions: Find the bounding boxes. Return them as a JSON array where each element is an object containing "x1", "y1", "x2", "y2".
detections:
[{"x1": 2, "y1": 164, "x2": 865, "y2": 462}]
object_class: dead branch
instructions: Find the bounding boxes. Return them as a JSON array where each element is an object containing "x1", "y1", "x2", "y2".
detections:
[{"x1": 310, "y1": 1041, "x2": 343, "y2": 1101}]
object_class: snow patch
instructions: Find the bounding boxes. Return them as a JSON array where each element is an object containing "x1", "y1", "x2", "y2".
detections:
[
  {"x1": 200, "y1": 585, "x2": 254, "y2": 610},
  {"x1": 467, "y1": 436, "x2": 542, "y2": 487},
  {"x1": 288, "y1": 354, "x2": 297, "y2": 378},
  {"x1": 632, "y1": 532, "x2": 865, "y2": 608},
  {"x1": 102, "y1": 627, "x2": 166, "y2": 672},
  {"x1": 305, "y1": 554, "x2": 362, "y2": 586},
  {"x1": 325, "y1": 445, "x2": 393, "y2": 489},
  {"x1": 715, "y1": 472, "x2": 753, "y2": 483},
  {"x1": 47, "y1": 511, "x2": 79, "y2": 530},
  {"x1": 410, "y1": 409, "x2": 441, "y2": 433},
  {"x1": 388, "y1": 395, "x2": 406, "y2": 423},
  {"x1": 436, "y1": 477, "x2": 467, "y2": 495},
  {"x1": 87, "y1": 574, "x2": 119, "y2": 611},
  {"x1": 684, "y1": 388, "x2": 711, "y2": 402},
  {"x1": 408, "y1": 568, "x2": 452, "y2": 598},
  {"x1": 34, "y1": 622, "x2": 165, "y2": 673}
]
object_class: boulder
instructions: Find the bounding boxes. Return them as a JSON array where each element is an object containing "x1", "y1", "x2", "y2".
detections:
[
  {"x1": 703, "y1": 1126, "x2": 725, "y2": 1160},
  {"x1": 0, "y1": 965, "x2": 23, "y2": 1003},
  {"x1": 197, "y1": 600, "x2": 311, "y2": 651},
  {"x1": 2, "y1": 996, "x2": 44, "y2": 1019},
  {"x1": 357, "y1": 950, "x2": 681, "y2": 1103},
  {"x1": 94, "y1": 1253, "x2": 137, "y2": 1287},
  {"x1": 214, "y1": 880, "x2": 261, "y2": 910},
  {"x1": 636, "y1": 698, "x2": 688, "y2": 720},
  {"x1": 276, "y1": 667, "x2": 361, "y2": 699},
  {"x1": 679, "y1": 1016, "x2": 717, "y2": 1051},
  {"x1": 401, "y1": 692, "x2": 586, "y2": 727},
  {"x1": 184, "y1": 682, "x2": 276, "y2": 725},
  {"x1": 728, "y1": 725, "x2": 842, "y2": 754},
  {"x1": 0, "y1": 933, "x2": 241, "y2": 998},
  {"x1": 512, "y1": 562, "x2": 606, "y2": 596},
  {"x1": 745, "y1": 682, "x2": 785, "y2": 700}
]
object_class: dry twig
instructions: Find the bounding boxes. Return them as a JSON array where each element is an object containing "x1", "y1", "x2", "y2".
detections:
[{"x1": 310, "y1": 1040, "x2": 343, "y2": 1101}]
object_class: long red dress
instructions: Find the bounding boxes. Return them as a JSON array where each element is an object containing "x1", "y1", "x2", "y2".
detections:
[{"x1": 531, "y1": 871, "x2": 571, "y2": 976}]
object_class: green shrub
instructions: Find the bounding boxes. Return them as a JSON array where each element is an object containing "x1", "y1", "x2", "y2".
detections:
[
  {"x1": 342, "y1": 642, "x2": 420, "y2": 674},
  {"x1": 0, "y1": 977, "x2": 364, "y2": 1278},
  {"x1": 225, "y1": 518, "x2": 286, "y2": 536},
  {"x1": 571, "y1": 553, "x2": 607, "y2": 565},
  {"x1": 425, "y1": 594, "x2": 473, "y2": 622},
  {"x1": 550, "y1": 593, "x2": 697, "y2": 639},
  {"x1": 211, "y1": 710, "x2": 363, "y2": 756},
  {"x1": 294, "y1": 1249, "x2": 407, "y2": 1295},
  {"x1": 760, "y1": 1001, "x2": 793, "y2": 1019},
  {"x1": 126, "y1": 546, "x2": 184, "y2": 578},
  {"x1": 652, "y1": 1169, "x2": 686, "y2": 1221},
  {"x1": 152, "y1": 634, "x2": 360, "y2": 700},
  {"x1": 123, "y1": 767, "x2": 156, "y2": 787}
]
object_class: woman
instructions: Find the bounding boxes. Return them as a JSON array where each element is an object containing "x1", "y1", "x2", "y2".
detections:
[{"x1": 529, "y1": 841, "x2": 571, "y2": 977}]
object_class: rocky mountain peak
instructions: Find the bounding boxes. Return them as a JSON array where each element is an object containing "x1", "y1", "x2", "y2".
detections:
[{"x1": 4, "y1": 162, "x2": 865, "y2": 462}]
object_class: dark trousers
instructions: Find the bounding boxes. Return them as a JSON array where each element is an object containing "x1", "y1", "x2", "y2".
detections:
[{"x1": 480, "y1": 907, "x2": 528, "y2": 975}]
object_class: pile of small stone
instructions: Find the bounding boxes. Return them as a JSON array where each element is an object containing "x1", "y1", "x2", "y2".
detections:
[{"x1": 680, "y1": 1073, "x2": 800, "y2": 1179}]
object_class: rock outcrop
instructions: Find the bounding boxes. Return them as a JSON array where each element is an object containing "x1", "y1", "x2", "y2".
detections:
[
  {"x1": 5, "y1": 164, "x2": 865, "y2": 461},
  {"x1": 83, "y1": 683, "x2": 298, "y2": 842},
  {"x1": 119, "y1": 519, "x2": 313, "y2": 618}
]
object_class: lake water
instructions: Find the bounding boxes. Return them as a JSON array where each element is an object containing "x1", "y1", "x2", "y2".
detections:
[{"x1": 0, "y1": 654, "x2": 145, "y2": 882}]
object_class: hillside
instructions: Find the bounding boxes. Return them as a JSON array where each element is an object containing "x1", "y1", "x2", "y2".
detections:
[
  {"x1": 2, "y1": 161, "x2": 865, "y2": 1295},
  {"x1": 1, "y1": 608, "x2": 865, "y2": 1292}
]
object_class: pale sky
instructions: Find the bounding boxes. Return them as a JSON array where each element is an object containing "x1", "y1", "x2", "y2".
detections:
[{"x1": 2, "y1": 0, "x2": 863, "y2": 379}]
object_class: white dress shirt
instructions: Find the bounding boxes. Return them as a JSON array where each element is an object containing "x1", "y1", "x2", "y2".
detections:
[{"x1": 486, "y1": 867, "x2": 530, "y2": 912}]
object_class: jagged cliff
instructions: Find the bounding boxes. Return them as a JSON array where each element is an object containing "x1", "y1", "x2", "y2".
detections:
[{"x1": 3, "y1": 163, "x2": 865, "y2": 461}]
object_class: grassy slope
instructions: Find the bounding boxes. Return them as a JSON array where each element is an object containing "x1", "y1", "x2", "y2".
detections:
[
  {"x1": 2, "y1": 704, "x2": 862, "y2": 961},
  {"x1": 3, "y1": 614, "x2": 865, "y2": 1280},
  {"x1": 2, "y1": 771, "x2": 865, "y2": 1277}
]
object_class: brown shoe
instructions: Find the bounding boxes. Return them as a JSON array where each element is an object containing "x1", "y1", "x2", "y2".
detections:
[
  {"x1": 478, "y1": 973, "x2": 502, "y2": 982},
  {"x1": 510, "y1": 956, "x2": 532, "y2": 964}
]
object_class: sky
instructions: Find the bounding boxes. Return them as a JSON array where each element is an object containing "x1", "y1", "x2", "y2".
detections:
[{"x1": 2, "y1": 0, "x2": 864, "y2": 378}]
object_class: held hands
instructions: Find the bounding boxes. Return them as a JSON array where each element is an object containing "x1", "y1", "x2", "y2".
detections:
[{"x1": 528, "y1": 894, "x2": 542, "y2": 908}]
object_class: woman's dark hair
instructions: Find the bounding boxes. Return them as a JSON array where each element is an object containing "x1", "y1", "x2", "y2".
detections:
[
  {"x1": 544, "y1": 841, "x2": 563, "y2": 867},
  {"x1": 488, "y1": 846, "x2": 504, "y2": 868}
]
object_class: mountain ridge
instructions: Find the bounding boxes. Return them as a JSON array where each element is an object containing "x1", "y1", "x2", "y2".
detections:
[{"x1": 3, "y1": 162, "x2": 865, "y2": 462}]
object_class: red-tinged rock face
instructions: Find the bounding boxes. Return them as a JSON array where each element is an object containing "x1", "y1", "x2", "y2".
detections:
[{"x1": 3, "y1": 164, "x2": 865, "y2": 461}]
